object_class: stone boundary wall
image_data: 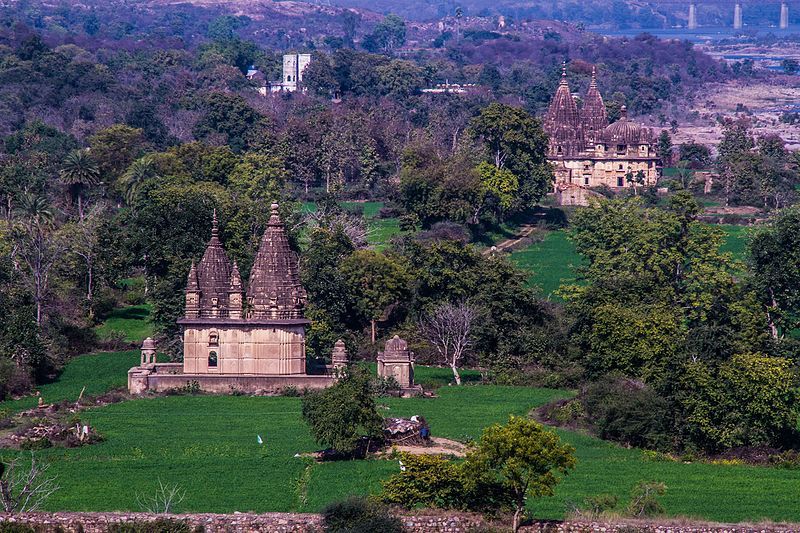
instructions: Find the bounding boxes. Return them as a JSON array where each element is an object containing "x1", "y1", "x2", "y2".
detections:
[{"x1": 2, "y1": 512, "x2": 799, "y2": 533}]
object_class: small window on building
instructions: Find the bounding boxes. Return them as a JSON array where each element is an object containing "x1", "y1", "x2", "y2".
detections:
[
  {"x1": 557, "y1": 146, "x2": 563, "y2": 155},
  {"x1": 618, "y1": 164, "x2": 624, "y2": 171},
  {"x1": 584, "y1": 176, "x2": 590, "y2": 185},
  {"x1": 211, "y1": 297, "x2": 219, "y2": 307},
  {"x1": 617, "y1": 176, "x2": 624, "y2": 187},
  {"x1": 209, "y1": 332, "x2": 219, "y2": 346},
  {"x1": 616, "y1": 144, "x2": 625, "y2": 153},
  {"x1": 208, "y1": 351, "x2": 218, "y2": 368}
]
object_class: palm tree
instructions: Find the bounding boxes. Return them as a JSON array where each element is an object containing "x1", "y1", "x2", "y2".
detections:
[
  {"x1": 122, "y1": 155, "x2": 160, "y2": 206},
  {"x1": 13, "y1": 191, "x2": 54, "y2": 226},
  {"x1": 59, "y1": 149, "x2": 100, "y2": 220}
]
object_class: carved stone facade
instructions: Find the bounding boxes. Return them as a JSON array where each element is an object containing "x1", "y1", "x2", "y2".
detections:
[
  {"x1": 544, "y1": 65, "x2": 660, "y2": 201},
  {"x1": 377, "y1": 335, "x2": 421, "y2": 394},
  {"x1": 129, "y1": 204, "x2": 332, "y2": 394}
]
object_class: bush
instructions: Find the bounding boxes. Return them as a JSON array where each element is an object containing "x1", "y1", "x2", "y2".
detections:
[
  {"x1": 124, "y1": 288, "x2": 146, "y2": 306},
  {"x1": 0, "y1": 359, "x2": 33, "y2": 400},
  {"x1": 626, "y1": 481, "x2": 667, "y2": 518},
  {"x1": 582, "y1": 378, "x2": 672, "y2": 451},
  {"x1": 301, "y1": 365, "x2": 383, "y2": 457},
  {"x1": 322, "y1": 497, "x2": 404, "y2": 533},
  {"x1": 380, "y1": 453, "x2": 510, "y2": 513}
]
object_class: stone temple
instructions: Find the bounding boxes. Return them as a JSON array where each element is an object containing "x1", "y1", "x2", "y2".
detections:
[
  {"x1": 544, "y1": 65, "x2": 660, "y2": 205},
  {"x1": 128, "y1": 204, "x2": 335, "y2": 393}
]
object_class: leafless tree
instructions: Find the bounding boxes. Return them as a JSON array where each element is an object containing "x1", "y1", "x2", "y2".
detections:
[
  {"x1": 419, "y1": 301, "x2": 477, "y2": 385},
  {"x1": 136, "y1": 479, "x2": 186, "y2": 514},
  {"x1": 67, "y1": 203, "x2": 108, "y2": 304},
  {"x1": 0, "y1": 453, "x2": 60, "y2": 513},
  {"x1": 11, "y1": 193, "x2": 69, "y2": 325},
  {"x1": 304, "y1": 210, "x2": 371, "y2": 249}
]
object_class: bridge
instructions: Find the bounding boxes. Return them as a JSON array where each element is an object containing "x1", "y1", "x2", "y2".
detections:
[{"x1": 649, "y1": 1, "x2": 791, "y2": 29}]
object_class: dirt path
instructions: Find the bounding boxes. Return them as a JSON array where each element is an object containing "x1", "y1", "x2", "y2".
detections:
[
  {"x1": 483, "y1": 224, "x2": 537, "y2": 255},
  {"x1": 387, "y1": 437, "x2": 467, "y2": 457}
]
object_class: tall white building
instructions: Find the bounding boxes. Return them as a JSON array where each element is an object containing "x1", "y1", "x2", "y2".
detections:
[{"x1": 270, "y1": 53, "x2": 312, "y2": 93}]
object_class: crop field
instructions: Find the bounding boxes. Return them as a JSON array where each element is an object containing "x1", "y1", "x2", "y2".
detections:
[
  {"x1": 510, "y1": 231, "x2": 583, "y2": 299},
  {"x1": 511, "y1": 225, "x2": 750, "y2": 299},
  {"x1": 2, "y1": 346, "x2": 799, "y2": 522},
  {"x1": 301, "y1": 201, "x2": 401, "y2": 250},
  {"x1": 95, "y1": 304, "x2": 153, "y2": 343}
]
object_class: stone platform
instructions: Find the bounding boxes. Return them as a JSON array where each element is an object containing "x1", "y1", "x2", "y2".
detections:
[{"x1": 127, "y1": 363, "x2": 334, "y2": 394}]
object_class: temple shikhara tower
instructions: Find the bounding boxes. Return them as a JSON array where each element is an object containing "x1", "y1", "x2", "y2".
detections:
[
  {"x1": 128, "y1": 204, "x2": 333, "y2": 393},
  {"x1": 543, "y1": 65, "x2": 660, "y2": 204}
]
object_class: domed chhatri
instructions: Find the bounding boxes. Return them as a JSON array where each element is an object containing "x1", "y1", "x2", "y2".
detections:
[
  {"x1": 543, "y1": 64, "x2": 660, "y2": 204},
  {"x1": 128, "y1": 204, "x2": 333, "y2": 394}
]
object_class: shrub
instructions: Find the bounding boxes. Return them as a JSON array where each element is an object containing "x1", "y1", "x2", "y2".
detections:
[
  {"x1": 625, "y1": 481, "x2": 667, "y2": 518},
  {"x1": 582, "y1": 378, "x2": 672, "y2": 451},
  {"x1": 0, "y1": 359, "x2": 32, "y2": 401},
  {"x1": 301, "y1": 365, "x2": 383, "y2": 457},
  {"x1": 381, "y1": 453, "x2": 511, "y2": 514},
  {"x1": 322, "y1": 497, "x2": 404, "y2": 533}
]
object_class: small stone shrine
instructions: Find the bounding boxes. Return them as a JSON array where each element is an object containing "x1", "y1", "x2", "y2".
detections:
[
  {"x1": 377, "y1": 335, "x2": 422, "y2": 395},
  {"x1": 331, "y1": 339, "x2": 349, "y2": 371},
  {"x1": 128, "y1": 205, "x2": 335, "y2": 394}
]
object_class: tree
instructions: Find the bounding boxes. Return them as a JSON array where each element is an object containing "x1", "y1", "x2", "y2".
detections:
[
  {"x1": 65, "y1": 204, "x2": 106, "y2": 304},
  {"x1": 376, "y1": 60, "x2": 424, "y2": 98},
  {"x1": 465, "y1": 416, "x2": 576, "y2": 532},
  {"x1": 301, "y1": 365, "x2": 383, "y2": 457},
  {"x1": 11, "y1": 193, "x2": 67, "y2": 325},
  {"x1": 420, "y1": 301, "x2": 476, "y2": 385},
  {"x1": 469, "y1": 103, "x2": 553, "y2": 209},
  {"x1": 782, "y1": 58, "x2": 799, "y2": 75},
  {"x1": 0, "y1": 454, "x2": 59, "y2": 513},
  {"x1": 362, "y1": 14, "x2": 406, "y2": 55},
  {"x1": 340, "y1": 250, "x2": 411, "y2": 343},
  {"x1": 656, "y1": 130, "x2": 673, "y2": 166},
  {"x1": 679, "y1": 141, "x2": 711, "y2": 169},
  {"x1": 748, "y1": 206, "x2": 800, "y2": 338},
  {"x1": 193, "y1": 93, "x2": 263, "y2": 153},
  {"x1": 88, "y1": 125, "x2": 148, "y2": 186},
  {"x1": 122, "y1": 155, "x2": 161, "y2": 206},
  {"x1": 59, "y1": 149, "x2": 100, "y2": 220}
]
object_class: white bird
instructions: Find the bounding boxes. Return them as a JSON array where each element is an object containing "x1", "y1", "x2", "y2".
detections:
[
  {"x1": 399, "y1": 460, "x2": 406, "y2": 472},
  {"x1": 257, "y1": 435, "x2": 263, "y2": 445}
]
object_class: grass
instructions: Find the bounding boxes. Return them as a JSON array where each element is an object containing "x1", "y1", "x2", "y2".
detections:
[
  {"x1": 301, "y1": 201, "x2": 401, "y2": 250},
  {"x1": 719, "y1": 224, "x2": 750, "y2": 262},
  {"x1": 95, "y1": 304, "x2": 153, "y2": 343},
  {"x1": 0, "y1": 350, "x2": 140, "y2": 414},
  {"x1": 510, "y1": 224, "x2": 751, "y2": 299},
  {"x1": 2, "y1": 348, "x2": 800, "y2": 521},
  {"x1": 510, "y1": 231, "x2": 583, "y2": 300}
]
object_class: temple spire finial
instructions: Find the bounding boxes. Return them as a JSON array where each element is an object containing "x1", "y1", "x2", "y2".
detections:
[
  {"x1": 211, "y1": 209, "x2": 219, "y2": 238},
  {"x1": 560, "y1": 61, "x2": 568, "y2": 85},
  {"x1": 268, "y1": 202, "x2": 281, "y2": 226},
  {"x1": 590, "y1": 66, "x2": 597, "y2": 87}
]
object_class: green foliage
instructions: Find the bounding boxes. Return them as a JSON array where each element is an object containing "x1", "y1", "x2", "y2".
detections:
[
  {"x1": 582, "y1": 378, "x2": 672, "y2": 451},
  {"x1": 362, "y1": 14, "x2": 406, "y2": 54},
  {"x1": 301, "y1": 365, "x2": 383, "y2": 456},
  {"x1": 466, "y1": 415, "x2": 576, "y2": 530},
  {"x1": 380, "y1": 453, "x2": 510, "y2": 513},
  {"x1": 748, "y1": 206, "x2": 800, "y2": 337},
  {"x1": 192, "y1": 92, "x2": 264, "y2": 153},
  {"x1": 625, "y1": 481, "x2": 667, "y2": 518},
  {"x1": 678, "y1": 353, "x2": 799, "y2": 451},
  {"x1": 322, "y1": 497, "x2": 403, "y2": 533}
]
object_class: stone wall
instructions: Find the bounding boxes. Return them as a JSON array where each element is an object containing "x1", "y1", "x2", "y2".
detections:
[
  {"x1": 136, "y1": 373, "x2": 334, "y2": 394},
  {"x1": 2, "y1": 512, "x2": 797, "y2": 533}
]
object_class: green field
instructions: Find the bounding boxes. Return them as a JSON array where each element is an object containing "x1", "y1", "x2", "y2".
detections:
[
  {"x1": 301, "y1": 201, "x2": 401, "y2": 250},
  {"x1": 510, "y1": 231, "x2": 583, "y2": 299},
  {"x1": 1, "y1": 344, "x2": 798, "y2": 522},
  {"x1": 95, "y1": 304, "x2": 153, "y2": 343},
  {"x1": 511, "y1": 225, "x2": 750, "y2": 299}
]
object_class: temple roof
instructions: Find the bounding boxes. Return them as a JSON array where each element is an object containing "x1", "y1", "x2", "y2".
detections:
[
  {"x1": 246, "y1": 203, "x2": 306, "y2": 320},
  {"x1": 545, "y1": 65, "x2": 581, "y2": 136},
  {"x1": 581, "y1": 67, "x2": 608, "y2": 137},
  {"x1": 603, "y1": 107, "x2": 653, "y2": 144},
  {"x1": 196, "y1": 210, "x2": 233, "y2": 312}
]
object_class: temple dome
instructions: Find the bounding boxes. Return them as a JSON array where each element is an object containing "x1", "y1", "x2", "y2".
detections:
[
  {"x1": 603, "y1": 107, "x2": 652, "y2": 144},
  {"x1": 246, "y1": 203, "x2": 306, "y2": 320},
  {"x1": 196, "y1": 210, "x2": 232, "y2": 313}
]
